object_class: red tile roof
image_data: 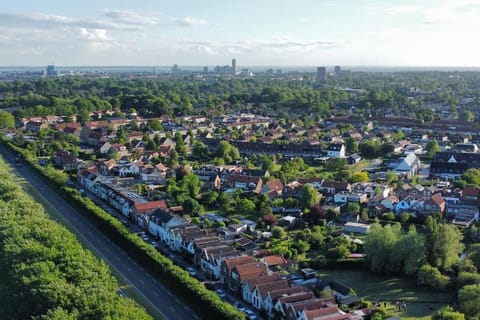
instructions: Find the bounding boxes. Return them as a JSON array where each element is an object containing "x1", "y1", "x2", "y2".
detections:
[{"x1": 134, "y1": 200, "x2": 168, "y2": 214}]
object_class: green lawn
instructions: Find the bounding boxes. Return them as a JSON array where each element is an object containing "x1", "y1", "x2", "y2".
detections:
[{"x1": 319, "y1": 269, "x2": 454, "y2": 319}]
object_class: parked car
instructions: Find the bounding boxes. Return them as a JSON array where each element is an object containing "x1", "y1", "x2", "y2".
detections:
[
  {"x1": 234, "y1": 302, "x2": 246, "y2": 312},
  {"x1": 244, "y1": 309, "x2": 257, "y2": 320},
  {"x1": 216, "y1": 288, "x2": 226, "y2": 298},
  {"x1": 187, "y1": 266, "x2": 197, "y2": 277}
]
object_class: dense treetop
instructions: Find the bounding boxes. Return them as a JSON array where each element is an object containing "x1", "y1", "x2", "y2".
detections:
[{"x1": 0, "y1": 158, "x2": 152, "y2": 320}]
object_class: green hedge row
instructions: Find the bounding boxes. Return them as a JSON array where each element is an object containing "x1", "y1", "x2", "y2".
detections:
[
  {"x1": 2, "y1": 139, "x2": 245, "y2": 320},
  {"x1": 0, "y1": 154, "x2": 152, "y2": 320}
]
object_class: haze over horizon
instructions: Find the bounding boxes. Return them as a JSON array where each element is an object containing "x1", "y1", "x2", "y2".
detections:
[{"x1": 1, "y1": 0, "x2": 479, "y2": 67}]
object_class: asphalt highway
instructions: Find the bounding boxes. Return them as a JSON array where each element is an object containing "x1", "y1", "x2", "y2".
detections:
[{"x1": 0, "y1": 143, "x2": 199, "y2": 320}]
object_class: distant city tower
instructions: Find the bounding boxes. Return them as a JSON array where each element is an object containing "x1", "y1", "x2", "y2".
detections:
[
  {"x1": 45, "y1": 64, "x2": 58, "y2": 77},
  {"x1": 334, "y1": 65, "x2": 341, "y2": 76},
  {"x1": 316, "y1": 66, "x2": 326, "y2": 82},
  {"x1": 231, "y1": 58, "x2": 236, "y2": 75}
]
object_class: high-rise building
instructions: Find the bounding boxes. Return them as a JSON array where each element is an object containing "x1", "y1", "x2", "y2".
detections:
[
  {"x1": 171, "y1": 64, "x2": 180, "y2": 75},
  {"x1": 334, "y1": 65, "x2": 341, "y2": 75},
  {"x1": 231, "y1": 58, "x2": 236, "y2": 75},
  {"x1": 316, "y1": 66, "x2": 326, "y2": 82},
  {"x1": 203, "y1": 66, "x2": 209, "y2": 73},
  {"x1": 45, "y1": 65, "x2": 58, "y2": 77}
]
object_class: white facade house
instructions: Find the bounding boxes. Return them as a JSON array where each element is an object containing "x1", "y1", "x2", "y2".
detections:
[
  {"x1": 148, "y1": 210, "x2": 186, "y2": 244},
  {"x1": 393, "y1": 152, "x2": 421, "y2": 179},
  {"x1": 326, "y1": 143, "x2": 346, "y2": 158}
]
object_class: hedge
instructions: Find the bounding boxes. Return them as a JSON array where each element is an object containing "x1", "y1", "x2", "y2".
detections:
[{"x1": 1, "y1": 139, "x2": 245, "y2": 320}]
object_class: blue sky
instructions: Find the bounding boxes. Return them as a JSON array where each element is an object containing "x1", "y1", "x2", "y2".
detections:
[{"x1": 1, "y1": 0, "x2": 479, "y2": 66}]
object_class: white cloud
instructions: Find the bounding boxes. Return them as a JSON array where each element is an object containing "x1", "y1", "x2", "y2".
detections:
[
  {"x1": 384, "y1": 5, "x2": 425, "y2": 14},
  {"x1": 171, "y1": 17, "x2": 206, "y2": 27}
]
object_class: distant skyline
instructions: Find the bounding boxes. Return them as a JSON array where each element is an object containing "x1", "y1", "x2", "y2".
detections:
[{"x1": 1, "y1": 0, "x2": 479, "y2": 67}]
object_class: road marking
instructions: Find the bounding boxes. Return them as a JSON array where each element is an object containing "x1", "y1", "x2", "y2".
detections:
[
  {"x1": 127, "y1": 268, "x2": 132, "y2": 272},
  {"x1": 140, "y1": 279, "x2": 144, "y2": 284},
  {"x1": 154, "y1": 291, "x2": 159, "y2": 297},
  {"x1": 169, "y1": 307, "x2": 175, "y2": 312}
]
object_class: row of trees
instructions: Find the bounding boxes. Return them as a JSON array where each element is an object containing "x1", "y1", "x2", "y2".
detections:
[
  {"x1": 0, "y1": 158, "x2": 151, "y2": 319},
  {"x1": 364, "y1": 218, "x2": 480, "y2": 319},
  {"x1": 364, "y1": 217, "x2": 464, "y2": 276}
]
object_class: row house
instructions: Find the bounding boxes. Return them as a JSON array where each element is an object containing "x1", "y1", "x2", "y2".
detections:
[
  {"x1": 351, "y1": 182, "x2": 391, "y2": 199},
  {"x1": 221, "y1": 255, "x2": 257, "y2": 290},
  {"x1": 54, "y1": 149, "x2": 79, "y2": 171},
  {"x1": 264, "y1": 286, "x2": 308, "y2": 318},
  {"x1": 274, "y1": 292, "x2": 316, "y2": 319},
  {"x1": 333, "y1": 191, "x2": 368, "y2": 204},
  {"x1": 430, "y1": 152, "x2": 480, "y2": 180},
  {"x1": 131, "y1": 200, "x2": 168, "y2": 225},
  {"x1": 298, "y1": 178, "x2": 351, "y2": 196},
  {"x1": 262, "y1": 179, "x2": 284, "y2": 199},
  {"x1": 243, "y1": 273, "x2": 282, "y2": 305},
  {"x1": 299, "y1": 306, "x2": 352, "y2": 320},
  {"x1": 227, "y1": 175, "x2": 264, "y2": 194},
  {"x1": 287, "y1": 299, "x2": 341, "y2": 320},
  {"x1": 250, "y1": 279, "x2": 290, "y2": 310},
  {"x1": 26, "y1": 121, "x2": 49, "y2": 132},
  {"x1": 148, "y1": 209, "x2": 186, "y2": 243},
  {"x1": 446, "y1": 204, "x2": 479, "y2": 226},
  {"x1": 197, "y1": 244, "x2": 239, "y2": 279},
  {"x1": 118, "y1": 161, "x2": 142, "y2": 177}
]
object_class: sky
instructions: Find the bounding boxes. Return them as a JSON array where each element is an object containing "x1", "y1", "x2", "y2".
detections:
[{"x1": 1, "y1": 0, "x2": 480, "y2": 67}]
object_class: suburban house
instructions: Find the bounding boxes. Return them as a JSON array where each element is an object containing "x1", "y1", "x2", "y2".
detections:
[
  {"x1": 232, "y1": 261, "x2": 269, "y2": 295},
  {"x1": 148, "y1": 209, "x2": 186, "y2": 244},
  {"x1": 249, "y1": 279, "x2": 290, "y2": 310},
  {"x1": 227, "y1": 175, "x2": 264, "y2": 194},
  {"x1": 53, "y1": 149, "x2": 79, "y2": 171},
  {"x1": 423, "y1": 193, "x2": 446, "y2": 214},
  {"x1": 429, "y1": 152, "x2": 480, "y2": 180},
  {"x1": 326, "y1": 143, "x2": 346, "y2": 158},
  {"x1": 343, "y1": 222, "x2": 371, "y2": 235},
  {"x1": 446, "y1": 204, "x2": 479, "y2": 226},
  {"x1": 263, "y1": 286, "x2": 308, "y2": 318},
  {"x1": 393, "y1": 152, "x2": 421, "y2": 179},
  {"x1": 221, "y1": 255, "x2": 257, "y2": 289}
]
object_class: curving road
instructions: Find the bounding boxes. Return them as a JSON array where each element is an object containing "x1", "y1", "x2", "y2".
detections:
[{"x1": 0, "y1": 143, "x2": 199, "y2": 320}]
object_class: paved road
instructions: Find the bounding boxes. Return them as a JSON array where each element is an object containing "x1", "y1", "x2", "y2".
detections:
[{"x1": 0, "y1": 143, "x2": 199, "y2": 320}]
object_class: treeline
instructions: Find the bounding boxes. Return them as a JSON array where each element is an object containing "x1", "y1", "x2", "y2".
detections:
[
  {"x1": 0, "y1": 158, "x2": 152, "y2": 319},
  {"x1": 4, "y1": 139, "x2": 245, "y2": 320},
  {"x1": 364, "y1": 219, "x2": 480, "y2": 318},
  {"x1": 3, "y1": 72, "x2": 480, "y2": 123}
]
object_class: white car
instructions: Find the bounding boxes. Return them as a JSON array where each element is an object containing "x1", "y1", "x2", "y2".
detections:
[{"x1": 187, "y1": 266, "x2": 197, "y2": 277}]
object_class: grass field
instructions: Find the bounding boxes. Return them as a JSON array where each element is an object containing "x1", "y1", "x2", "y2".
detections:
[{"x1": 319, "y1": 269, "x2": 454, "y2": 319}]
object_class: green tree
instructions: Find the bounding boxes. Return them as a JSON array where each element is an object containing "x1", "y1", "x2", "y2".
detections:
[
  {"x1": 426, "y1": 139, "x2": 441, "y2": 158},
  {"x1": 180, "y1": 173, "x2": 203, "y2": 199},
  {"x1": 425, "y1": 216, "x2": 464, "y2": 271},
  {"x1": 432, "y1": 306, "x2": 465, "y2": 320},
  {"x1": 271, "y1": 226, "x2": 287, "y2": 239},
  {"x1": 0, "y1": 110, "x2": 15, "y2": 128},
  {"x1": 236, "y1": 198, "x2": 256, "y2": 216},
  {"x1": 346, "y1": 202, "x2": 360, "y2": 216},
  {"x1": 299, "y1": 184, "x2": 321, "y2": 209},
  {"x1": 215, "y1": 140, "x2": 240, "y2": 164},
  {"x1": 459, "y1": 110, "x2": 475, "y2": 122},
  {"x1": 461, "y1": 168, "x2": 480, "y2": 187},
  {"x1": 458, "y1": 284, "x2": 480, "y2": 318}
]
